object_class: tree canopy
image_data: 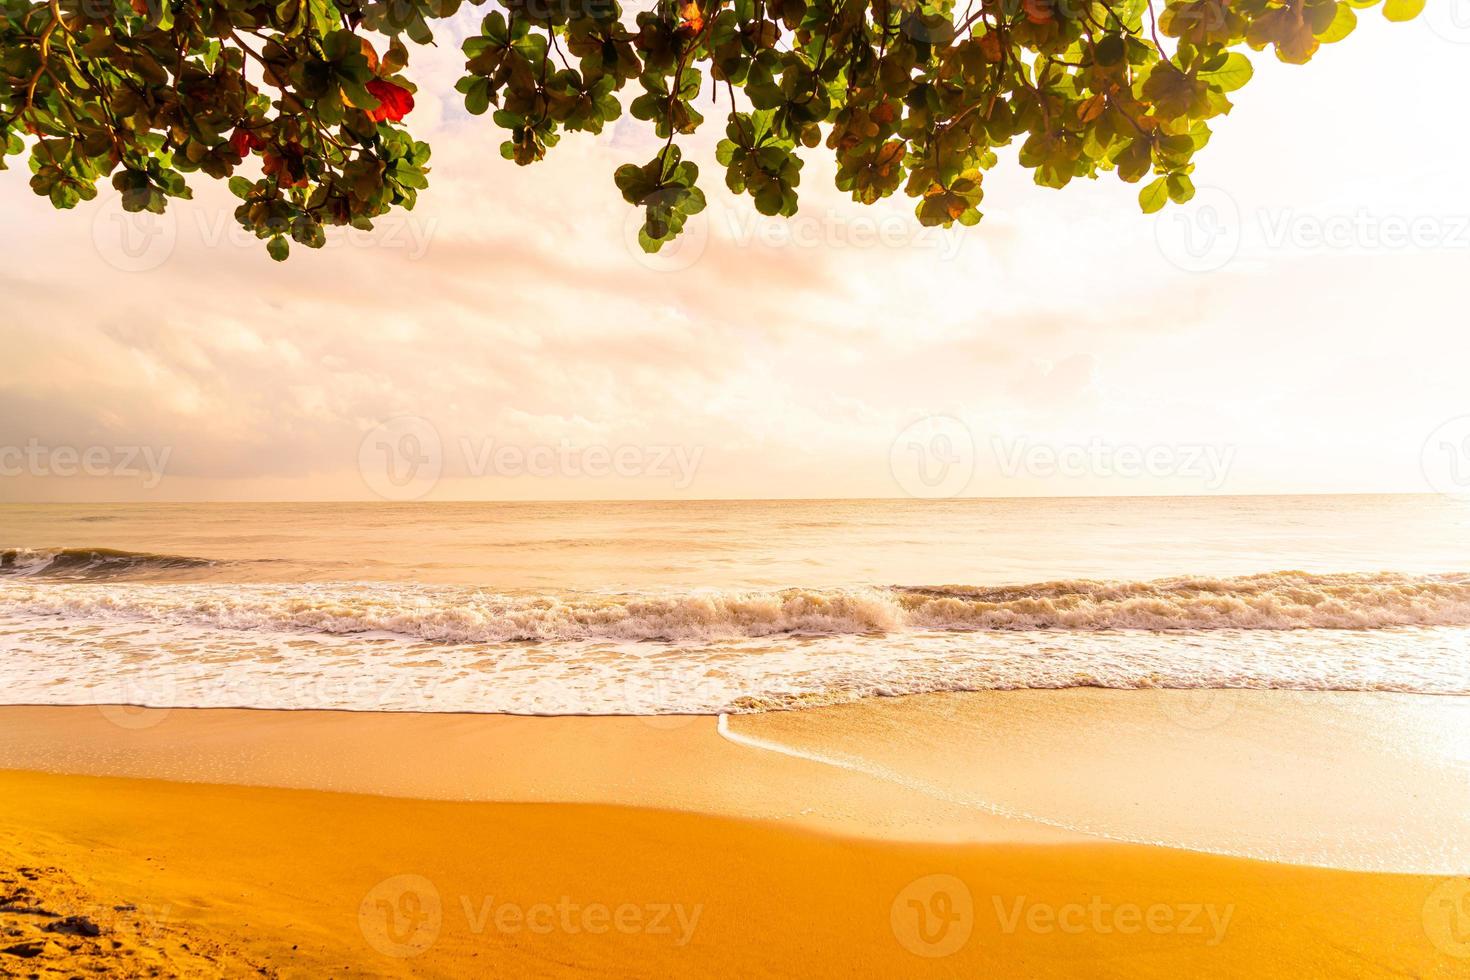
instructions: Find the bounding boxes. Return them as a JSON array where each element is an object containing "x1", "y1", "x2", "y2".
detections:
[{"x1": 0, "y1": 0, "x2": 1425, "y2": 259}]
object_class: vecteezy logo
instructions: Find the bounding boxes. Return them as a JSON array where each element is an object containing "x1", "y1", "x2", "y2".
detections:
[
  {"x1": 97, "y1": 670, "x2": 176, "y2": 731},
  {"x1": 358, "y1": 874, "x2": 443, "y2": 958},
  {"x1": 1154, "y1": 185, "x2": 1241, "y2": 273},
  {"x1": 1159, "y1": 688, "x2": 1237, "y2": 731},
  {"x1": 358, "y1": 416, "x2": 443, "y2": 501},
  {"x1": 626, "y1": 670, "x2": 722, "y2": 731},
  {"x1": 889, "y1": 415, "x2": 975, "y2": 499},
  {"x1": 1423, "y1": 877, "x2": 1470, "y2": 957},
  {"x1": 1425, "y1": 0, "x2": 1470, "y2": 44},
  {"x1": 890, "y1": 874, "x2": 974, "y2": 958},
  {"x1": 623, "y1": 192, "x2": 710, "y2": 274},
  {"x1": 1421, "y1": 416, "x2": 1470, "y2": 501},
  {"x1": 91, "y1": 200, "x2": 178, "y2": 273}
]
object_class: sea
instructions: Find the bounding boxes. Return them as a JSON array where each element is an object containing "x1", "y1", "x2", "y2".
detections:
[{"x1": 3, "y1": 494, "x2": 1469, "y2": 714}]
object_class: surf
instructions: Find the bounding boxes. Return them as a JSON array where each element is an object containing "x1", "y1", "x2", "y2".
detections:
[{"x1": 4, "y1": 570, "x2": 1470, "y2": 639}]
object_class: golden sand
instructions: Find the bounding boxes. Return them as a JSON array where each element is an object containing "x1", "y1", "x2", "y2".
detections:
[
  {"x1": 726, "y1": 689, "x2": 1470, "y2": 872},
  {"x1": 0, "y1": 694, "x2": 1467, "y2": 977}
]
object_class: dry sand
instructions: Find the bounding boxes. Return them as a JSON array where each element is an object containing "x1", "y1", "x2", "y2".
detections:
[{"x1": 1, "y1": 691, "x2": 1467, "y2": 977}]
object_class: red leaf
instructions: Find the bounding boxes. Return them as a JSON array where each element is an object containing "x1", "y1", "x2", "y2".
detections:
[
  {"x1": 676, "y1": 0, "x2": 705, "y2": 35},
  {"x1": 229, "y1": 128, "x2": 264, "y2": 157},
  {"x1": 1023, "y1": 0, "x2": 1054, "y2": 23},
  {"x1": 978, "y1": 32, "x2": 1002, "y2": 62},
  {"x1": 262, "y1": 143, "x2": 309, "y2": 189},
  {"x1": 365, "y1": 79, "x2": 414, "y2": 123}
]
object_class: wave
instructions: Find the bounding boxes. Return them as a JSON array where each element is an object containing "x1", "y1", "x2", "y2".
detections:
[
  {"x1": 3, "y1": 570, "x2": 1470, "y2": 641},
  {"x1": 892, "y1": 571, "x2": 1470, "y2": 630},
  {"x1": 0, "y1": 547, "x2": 214, "y2": 580}
]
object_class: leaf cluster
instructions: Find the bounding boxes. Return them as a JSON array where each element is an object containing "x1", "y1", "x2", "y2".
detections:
[{"x1": 0, "y1": 0, "x2": 1423, "y2": 256}]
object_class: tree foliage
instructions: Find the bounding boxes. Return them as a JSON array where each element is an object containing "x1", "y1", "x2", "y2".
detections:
[{"x1": 0, "y1": 0, "x2": 1424, "y2": 258}]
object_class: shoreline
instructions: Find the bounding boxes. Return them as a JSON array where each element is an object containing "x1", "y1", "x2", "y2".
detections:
[
  {"x1": 3, "y1": 689, "x2": 1467, "y2": 869},
  {"x1": 0, "y1": 701, "x2": 1073, "y2": 845},
  {"x1": 2, "y1": 691, "x2": 1468, "y2": 975}
]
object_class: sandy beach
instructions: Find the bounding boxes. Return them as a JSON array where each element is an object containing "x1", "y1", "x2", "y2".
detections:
[
  {"x1": 2, "y1": 691, "x2": 1466, "y2": 977},
  {"x1": 1, "y1": 0, "x2": 1463, "y2": 969}
]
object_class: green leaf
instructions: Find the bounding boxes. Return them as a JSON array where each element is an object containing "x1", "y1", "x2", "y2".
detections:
[
  {"x1": 1318, "y1": 3, "x2": 1358, "y2": 41},
  {"x1": 1165, "y1": 172, "x2": 1195, "y2": 204},
  {"x1": 1199, "y1": 53, "x2": 1253, "y2": 93},
  {"x1": 1139, "y1": 176, "x2": 1169, "y2": 214},
  {"x1": 1094, "y1": 35, "x2": 1126, "y2": 67},
  {"x1": 0, "y1": 0, "x2": 1423, "y2": 259}
]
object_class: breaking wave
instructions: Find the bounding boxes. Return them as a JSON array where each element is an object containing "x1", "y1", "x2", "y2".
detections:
[
  {"x1": 3, "y1": 570, "x2": 1469, "y2": 641},
  {"x1": 0, "y1": 547, "x2": 214, "y2": 580}
]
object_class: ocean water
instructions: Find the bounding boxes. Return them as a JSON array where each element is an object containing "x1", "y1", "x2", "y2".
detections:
[{"x1": 2, "y1": 495, "x2": 1470, "y2": 714}]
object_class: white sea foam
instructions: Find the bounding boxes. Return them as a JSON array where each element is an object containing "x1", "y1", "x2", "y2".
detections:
[
  {"x1": 5, "y1": 497, "x2": 1470, "y2": 714},
  {"x1": 2, "y1": 572, "x2": 1470, "y2": 713},
  {"x1": 3, "y1": 571, "x2": 1470, "y2": 641}
]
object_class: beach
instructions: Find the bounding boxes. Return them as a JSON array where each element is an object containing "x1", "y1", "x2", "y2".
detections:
[
  {"x1": 4, "y1": 499, "x2": 1470, "y2": 975},
  {"x1": 2, "y1": 691, "x2": 1466, "y2": 977},
  {"x1": 2, "y1": 6, "x2": 1464, "y2": 970}
]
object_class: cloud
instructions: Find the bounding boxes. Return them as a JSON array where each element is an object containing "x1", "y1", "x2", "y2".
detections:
[{"x1": 0, "y1": 18, "x2": 1466, "y2": 499}]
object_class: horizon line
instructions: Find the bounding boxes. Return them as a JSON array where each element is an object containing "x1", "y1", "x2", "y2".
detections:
[{"x1": 0, "y1": 489, "x2": 1453, "y2": 507}]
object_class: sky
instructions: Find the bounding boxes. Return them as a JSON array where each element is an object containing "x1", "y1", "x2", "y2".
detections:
[{"x1": 2, "y1": 11, "x2": 1469, "y2": 503}]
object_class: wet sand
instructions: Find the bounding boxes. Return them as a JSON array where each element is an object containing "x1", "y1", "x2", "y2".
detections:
[{"x1": 1, "y1": 692, "x2": 1467, "y2": 976}]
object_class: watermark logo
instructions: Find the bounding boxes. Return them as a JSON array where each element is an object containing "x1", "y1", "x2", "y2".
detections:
[
  {"x1": 721, "y1": 208, "x2": 966, "y2": 260},
  {"x1": 97, "y1": 703, "x2": 171, "y2": 730},
  {"x1": 992, "y1": 436, "x2": 1235, "y2": 490},
  {"x1": 92, "y1": 200, "x2": 178, "y2": 273},
  {"x1": 359, "y1": 416, "x2": 444, "y2": 501},
  {"x1": 92, "y1": 202, "x2": 436, "y2": 270},
  {"x1": 457, "y1": 438, "x2": 702, "y2": 489},
  {"x1": 461, "y1": 896, "x2": 702, "y2": 944},
  {"x1": 18, "y1": 894, "x2": 174, "y2": 941},
  {"x1": 1421, "y1": 416, "x2": 1470, "y2": 501},
  {"x1": 993, "y1": 895, "x2": 1232, "y2": 945},
  {"x1": 1159, "y1": 689, "x2": 1237, "y2": 731},
  {"x1": 890, "y1": 416, "x2": 976, "y2": 499},
  {"x1": 1423, "y1": 877, "x2": 1470, "y2": 957},
  {"x1": 625, "y1": 201, "x2": 967, "y2": 272},
  {"x1": 617, "y1": 668, "x2": 728, "y2": 730},
  {"x1": 1258, "y1": 209, "x2": 1470, "y2": 252},
  {"x1": 1425, "y1": 0, "x2": 1470, "y2": 43},
  {"x1": 97, "y1": 671, "x2": 176, "y2": 730},
  {"x1": 891, "y1": 874, "x2": 974, "y2": 958},
  {"x1": 0, "y1": 440, "x2": 172, "y2": 489},
  {"x1": 623, "y1": 197, "x2": 710, "y2": 274},
  {"x1": 359, "y1": 874, "x2": 443, "y2": 958},
  {"x1": 1155, "y1": 185, "x2": 1241, "y2": 273}
]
